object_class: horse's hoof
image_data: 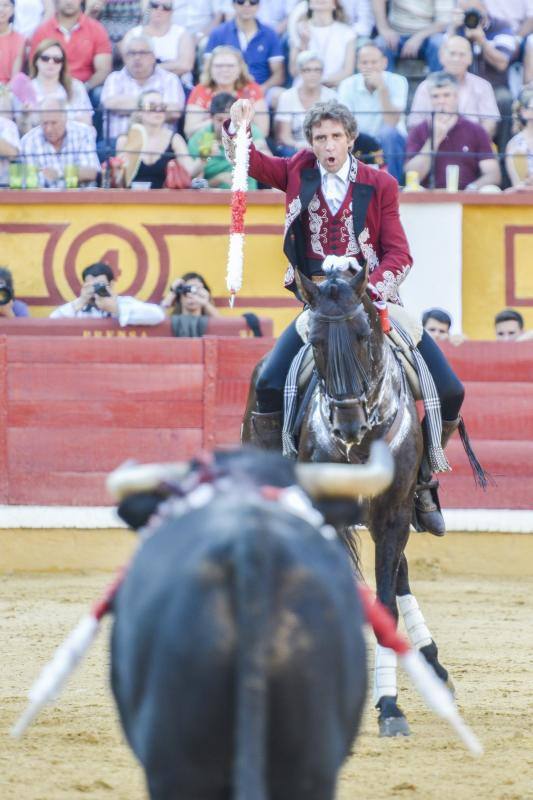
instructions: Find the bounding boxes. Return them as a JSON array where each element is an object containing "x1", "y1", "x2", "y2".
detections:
[{"x1": 378, "y1": 716, "x2": 411, "y2": 738}]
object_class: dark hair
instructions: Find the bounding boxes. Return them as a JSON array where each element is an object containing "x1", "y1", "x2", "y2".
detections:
[
  {"x1": 303, "y1": 100, "x2": 357, "y2": 144},
  {"x1": 422, "y1": 307, "x2": 452, "y2": 328},
  {"x1": 427, "y1": 71, "x2": 459, "y2": 91},
  {"x1": 494, "y1": 308, "x2": 524, "y2": 329},
  {"x1": 0, "y1": 266, "x2": 14, "y2": 293},
  {"x1": 81, "y1": 262, "x2": 115, "y2": 282},
  {"x1": 209, "y1": 92, "x2": 235, "y2": 116},
  {"x1": 175, "y1": 272, "x2": 212, "y2": 315}
]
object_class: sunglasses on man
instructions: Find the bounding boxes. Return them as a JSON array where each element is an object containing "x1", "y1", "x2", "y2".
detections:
[{"x1": 149, "y1": 1, "x2": 172, "y2": 9}]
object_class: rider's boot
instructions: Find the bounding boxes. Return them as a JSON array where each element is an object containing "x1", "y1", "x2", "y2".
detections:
[
  {"x1": 249, "y1": 410, "x2": 283, "y2": 451},
  {"x1": 413, "y1": 417, "x2": 461, "y2": 537}
]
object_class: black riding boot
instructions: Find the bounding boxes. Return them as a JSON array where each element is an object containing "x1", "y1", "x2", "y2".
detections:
[
  {"x1": 249, "y1": 410, "x2": 283, "y2": 451},
  {"x1": 413, "y1": 417, "x2": 460, "y2": 537}
]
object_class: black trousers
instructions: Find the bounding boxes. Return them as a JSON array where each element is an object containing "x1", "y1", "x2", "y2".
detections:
[{"x1": 256, "y1": 319, "x2": 464, "y2": 422}]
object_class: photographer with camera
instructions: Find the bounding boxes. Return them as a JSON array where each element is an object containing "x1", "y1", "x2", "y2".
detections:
[
  {"x1": 161, "y1": 271, "x2": 220, "y2": 337},
  {"x1": 0, "y1": 267, "x2": 30, "y2": 318},
  {"x1": 50, "y1": 262, "x2": 165, "y2": 326}
]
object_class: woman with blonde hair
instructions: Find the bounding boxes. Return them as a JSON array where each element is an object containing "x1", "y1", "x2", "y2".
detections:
[
  {"x1": 184, "y1": 45, "x2": 268, "y2": 138},
  {"x1": 506, "y1": 86, "x2": 533, "y2": 190},
  {"x1": 15, "y1": 38, "x2": 92, "y2": 134}
]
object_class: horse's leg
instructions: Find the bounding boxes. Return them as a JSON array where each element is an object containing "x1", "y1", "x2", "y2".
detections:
[
  {"x1": 396, "y1": 554, "x2": 453, "y2": 689},
  {"x1": 372, "y1": 509, "x2": 411, "y2": 738}
]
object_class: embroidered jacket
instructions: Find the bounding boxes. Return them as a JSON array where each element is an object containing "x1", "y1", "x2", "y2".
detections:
[{"x1": 223, "y1": 125, "x2": 412, "y2": 303}]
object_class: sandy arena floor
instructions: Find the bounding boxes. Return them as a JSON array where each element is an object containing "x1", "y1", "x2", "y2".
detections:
[{"x1": 1, "y1": 530, "x2": 532, "y2": 800}]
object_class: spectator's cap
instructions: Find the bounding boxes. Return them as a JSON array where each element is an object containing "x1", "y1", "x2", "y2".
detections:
[
  {"x1": 209, "y1": 92, "x2": 236, "y2": 116},
  {"x1": 422, "y1": 307, "x2": 452, "y2": 328},
  {"x1": 427, "y1": 71, "x2": 459, "y2": 90},
  {"x1": 494, "y1": 308, "x2": 524, "y2": 329},
  {"x1": 296, "y1": 50, "x2": 324, "y2": 70}
]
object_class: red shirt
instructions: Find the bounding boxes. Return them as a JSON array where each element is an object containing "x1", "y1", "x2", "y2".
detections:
[
  {"x1": 30, "y1": 13, "x2": 111, "y2": 83},
  {"x1": 187, "y1": 81, "x2": 263, "y2": 110},
  {"x1": 0, "y1": 30, "x2": 24, "y2": 84}
]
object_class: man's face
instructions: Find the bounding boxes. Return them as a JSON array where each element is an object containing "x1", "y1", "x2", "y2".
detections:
[
  {"x1": 125, "y1": 45, "x2": 156, "y2": 80},
  {"x1": 233, "y1": 0, "x2": 259, "y2": 23},
  {"x1": 310, "y1": 119, "x2": 354, "y2": 174},
  {"x1": 424, "y1": 317, "x2": 450, "y2": 341},
  {"x1": 430, "y1": 85, "x2": 459, "y2": 116},
  {"x1": 56, "y1": 0, "x2": 82, "y2": 16},
  {"x1": 0, "y1": 0, "x2": 13, "y2": 25},
  {"x1": 441, "y1": 38, "x2": 472, "y2": 77},
  {"x1": 41, "y1": 110, "x2": 67, "y2": 145},
  {"x1": 357, "y1": 46, "x2": 387, "y2": 77},
  {"x1": 495, "y1": 320, "x2": 522, "y2": 340},
  {"x1": 212, "y1": 112, "x2": 228, "y2": 135}
]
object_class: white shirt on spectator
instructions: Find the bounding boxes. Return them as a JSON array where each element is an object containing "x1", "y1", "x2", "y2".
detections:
[
  {"x1": 256, "y1": 0, "x2": 300, "y2": 29},
  {"x1": 101, "y1": 65, "x2": 185, "y2": 139},
  {"x1": 338, "y1": 71, "x2": 408, "y2": 137},
  {"x1": 50, "y1": 296, "x2": 166, "y2": 327},
  {"x1": 14, "y1": 0, "x2": 46, "y2": 39},
  {"x1": 0, "y1": 117, "x2": 21, "y2": 186},
  {"x1": 292, "y1": 22, "x2": 356, "y2": 86},
  {"x1": 20, "y1": 120, "x2": 100, "y2": 175},
  {"x1": 289, "y1": 0, "x2": 375, "y2": 39},
  {"x1": 483, "y1": 0, "x2": 533, "y2": 33},
  {"x1": 275, "y1": 85, "x2": 337, "y2": 147}
]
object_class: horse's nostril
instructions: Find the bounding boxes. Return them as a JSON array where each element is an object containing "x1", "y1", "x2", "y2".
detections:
[{"x1": 332, "y1": 428, "x2": 342, "y2": 438}]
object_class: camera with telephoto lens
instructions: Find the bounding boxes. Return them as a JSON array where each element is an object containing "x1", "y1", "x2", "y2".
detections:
[
  {"x1": 173, "y1": 284, "x2": 197, "y2": 296},
  {"x1": 93, "y1": 282, "x2": 111, "y2": 298},
  {"x1": 0, "y1": 282, "x2": 13, "y2": 306},
  {"x1": 463, "y1": 8, "x2": 482, "y2": 28}
]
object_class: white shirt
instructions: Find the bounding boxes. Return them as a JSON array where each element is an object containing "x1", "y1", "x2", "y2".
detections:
[
  {"x1": 50, "y1": 296, "x2": 166, "y2": 327},
  {"x1": 275, "y1": 85, "x2": 337, "y2": 146},
  {"x1": 338, "y1": 71, "x2": 409, "y2": 137},
  {"x1": 318, "y1": 156, "x2": 352, "y2": 215}
]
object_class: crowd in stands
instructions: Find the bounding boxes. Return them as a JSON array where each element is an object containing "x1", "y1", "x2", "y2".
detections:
[{"x1": 1, "y1": 0, "x2": 533, "y2": 189}]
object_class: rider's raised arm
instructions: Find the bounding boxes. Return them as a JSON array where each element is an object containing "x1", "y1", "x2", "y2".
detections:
[
  {"x1": 369, "y1": 172, "x2": 413, "y2": 304},
  {"x1": 221, "y1": 120, "x2": 290, "y2": 193}
]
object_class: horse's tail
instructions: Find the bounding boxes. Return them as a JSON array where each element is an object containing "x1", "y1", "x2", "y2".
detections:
[
  {"x1": 233, "y1": 507, "x2": 272, "y2": 800},
  {"x1": 458, "y1": 418, "x2": 494, "y2": 490}
]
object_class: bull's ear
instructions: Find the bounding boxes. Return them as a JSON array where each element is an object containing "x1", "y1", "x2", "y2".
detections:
[
  {"x1": 295, "y1": 269, "x2": 319, "y2": 307},
  {"x1": 349, "y1": 258, "x2": 368, "y2": 298}
]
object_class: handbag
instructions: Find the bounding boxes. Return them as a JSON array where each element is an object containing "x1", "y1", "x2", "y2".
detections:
[{"x1": 164, "y1": 159, "x2": 192, "y2": 189}]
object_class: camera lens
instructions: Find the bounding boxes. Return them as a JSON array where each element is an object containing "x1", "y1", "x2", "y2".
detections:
[
  {"x1": 463, "y1": 8, "x2": 482, "y2": 28},
  {"x1": 0, "y1": 284, "x2": 13, "y2": 306}
]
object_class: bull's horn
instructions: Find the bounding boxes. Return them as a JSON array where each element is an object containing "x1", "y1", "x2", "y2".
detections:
[
  {"x1": 295, "y1": 441, "x2": 394, "y2": 500},
  {"x1": 106, "y1": 461, "x2": 189, "y2": 501}
]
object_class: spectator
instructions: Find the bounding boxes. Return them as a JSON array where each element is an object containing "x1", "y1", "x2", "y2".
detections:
[
  {"x1": 289, "y1": 0, "x2": 357, "y2": 89},
  {"x1": 0, "y1": 106, "x2": 20, "y2": 186},
  {"x1": 405, "y1": 71, "x2": 500, "y2": 189},
  {"x1": 494, "y1": 308, "x2": 533, "y2": 340},
  {"x1": 204, "y1": 0, "x2": 285, "y2": 98},
  {"x1": 338, "y1": 41, "x2": 408, "y2": 182},
  {"x1": 101, "y1": 34, "x2": 186, "y2": 140},
  {"x1": 117, "y1": 89, "x2": 201, "y2": 188},
  {"x1": 484, "y1": 0, "x2": 533, "y2": 36},
  {"x1": 85, "y1": 0, "x2": 143, "y2": 67},
  {"x1": 31, "y1": 0, "x2": 112, "y2": 94},
  {"x1": 422, "y1": 307, "x2": 452, "y2": 339},
  {"x1": 332, "y1": 0, "x2": 375, "y2": 37},
  {"x1": 274, "y1": 51, "x2": 336, "y2": 156},
  {"x1": 14, "y1": 0, "x2": 53, "y2": 40},
  {"x1": 15, "y1": 39, "x2": 93, "y2": 135},
  {"x1": 506, "y1": 86, "x2": 533, "y2": 189},
  {"x1": 0, "y1": 267, "x2": 30, "y2": 317},
  {"x1": 0, "y1": 0, "x2": 24, "y2": 84},
  {"x1": 372, "y1": 0, "x2": 453, "y2": 71},
  {"x1": 184, "y1": 45, "x2": 268, "y2": 137},
  {"x1": 20, "y1": 97, "x2": 100, "y2": 186},
  {"x1": 188, "y1": 91, "x2": 270, "y2": 187},
  {"x1": 124, "y1": 1, "x2": 195, "y2": 89},
  {"x1": 409, "y1": 35, "x2": 500, "y2": 138},
  {"x1": 50, "y1": 261, "x2": 166, "y2": 325},
  {"x1": 256, "y1": 0, "x2": 300, "y2": 35},
  {"x1": 171, "y1": 0, "x2": 230, "y2": 41},
  {"x1": 448, "y1": 0, "x2": 516, "y2": 148}
]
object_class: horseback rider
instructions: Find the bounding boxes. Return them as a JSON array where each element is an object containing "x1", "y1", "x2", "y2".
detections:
[{"x1": 225, "y1": 98, "x2": 464, "y2": 536}]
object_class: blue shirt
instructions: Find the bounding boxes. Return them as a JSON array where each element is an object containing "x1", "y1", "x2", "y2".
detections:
[{"x1": 205, "y1": 19, "x2": 283, "y2": 86}]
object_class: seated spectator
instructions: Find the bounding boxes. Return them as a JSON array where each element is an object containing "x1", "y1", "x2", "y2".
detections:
[
  {"x1": 0, "y1": 0, "x2": 24, "y2": 84},
  {"x1": 51, "y1": 261, "x2": 165, "y2": 325},
  {"x1": 494, "y1": 308, "x2": 533, "y2": 340},
  {"x1": 274, "y1": 51, "x2": 336, "y2": 156},
  {"x1": 448, "y1": 0, "x2": 516, "y2": 149},
  {"x1": 14, "y1": 0, "x2": 53, "y2": 40},
  {"x1": 185, "y1": 45, "x2": 268, "y2": 137},
  {"x1": 117, "y1": 89, "x2": 202, "y2": 188},
  {"x1": 124, "y1": 1, "x2": 195, "y2": 89},
  {"x1": 288, "y1": 0, "x2": 356, "y2": 89},
  {"x1": 0, "y1": 102, "x2": 20, "y2": 186},
  {"x1": 161, "y1": 271, "x2": 220, "y2": 318},
  {"x1": 101, "y1": 34, "x2": 186, "y2": 140},
  {"x1": 409, "y1": 35, "x2": 500, "y2": 139},
  {"x1": 331, "y1": 0, "x2": 375, "y2": 38},
  {"x1": 338, "y1": 41, "x2": 408, "y2": 182},
  {"x1": 256, "y1": 0, "x2": 300, "y2": 35},
  {"x1": 30, "y1": 0, "x2": 112, "y2": 93},
  {"x1": 423, "y1": 306, "x2": 467, "y2": 345},
  {"x1": 405, "y1": 72, "x2": 501, "y2": 190},
  {"x1": 15, "y1": 39, "x2": 93, "y2": 135},
  {"x1": 85, "y1": 0, "x2": 143, "y2": 68},
  {"x1": 0, "y1": 267, "x2": 30, "y2": 317},
  {"x1": 20, "y1": 97, "x2": 100, "y2": 187},
  {"x1": 204, "y1": 0, "x2": 285, "y2": 100},
  {"x1": 506, "y1": 87, "x2": 533, "y2": 189},
  {"x1": 372, "y1": 0, "x2": 452, "y2": 71},
  {"x1": 188, "y1": 91, "x2": 270, "y2": 187}
]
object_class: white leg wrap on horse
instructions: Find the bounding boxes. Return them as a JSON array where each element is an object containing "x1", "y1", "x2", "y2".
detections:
[
  {"x1": 397, "y1": 593, "x2": 432, "y2": 650},
  {"x1": 373, "y1": 644, "x2": 398, "y2": 705}
]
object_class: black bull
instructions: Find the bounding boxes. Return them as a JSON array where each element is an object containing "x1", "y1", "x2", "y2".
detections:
[{"x1": 110, "y1": 450, "x2": 371, "y2": 800}]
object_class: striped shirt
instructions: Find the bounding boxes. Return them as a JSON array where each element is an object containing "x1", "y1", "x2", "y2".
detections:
[{"x1": 20, "y1": 121, "x2": 100, "y2": 176}]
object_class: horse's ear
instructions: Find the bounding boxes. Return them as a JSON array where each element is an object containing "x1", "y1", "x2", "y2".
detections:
[
  {"x1": 295, "y1": 270, "x2": 320, "y2": 307},
  {"x1": 349, "y1": 258, "x2": 368, "y2": 298}
]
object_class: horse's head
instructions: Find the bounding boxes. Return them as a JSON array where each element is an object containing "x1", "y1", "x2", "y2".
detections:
[{"x1": 297, "y1": 265, "x2": 377, "y2": 446}]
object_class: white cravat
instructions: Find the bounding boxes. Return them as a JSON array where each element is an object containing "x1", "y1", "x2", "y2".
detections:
[{"x1": 320, "y1": 157, "x2": 351, "y2": 215}]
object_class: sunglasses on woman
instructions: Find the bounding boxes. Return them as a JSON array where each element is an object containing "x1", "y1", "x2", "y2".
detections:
[
  {"x1": 39, "y1": 54, "x2": 64, "y2": 64},
  {"x1": 143, "y1": 102, "x2": 167, "y2": 112},
  {"x1": 149, "y1": 1, "x2": 172, "y2": 9}
]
